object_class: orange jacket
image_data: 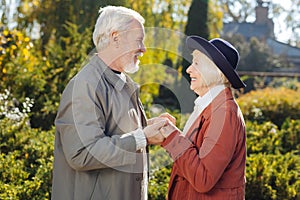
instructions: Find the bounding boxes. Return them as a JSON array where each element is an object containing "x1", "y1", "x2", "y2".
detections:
[{"x1": 162, "y1": 88, "x2": 246, "y2": 200}]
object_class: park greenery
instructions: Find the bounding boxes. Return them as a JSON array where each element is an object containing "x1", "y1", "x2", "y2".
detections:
[{"x1": 1, "y1": 0, "x2": 300, "y2": 199}]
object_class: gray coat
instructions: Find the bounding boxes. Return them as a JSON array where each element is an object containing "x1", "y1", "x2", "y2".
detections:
[{"x1": 51, "y1": 55, "x2": 147, "y2": 200}]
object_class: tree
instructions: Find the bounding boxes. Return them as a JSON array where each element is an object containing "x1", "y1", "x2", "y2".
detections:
[
  {"x1": 181, "y1": 0, "x2": 209, "y2": 82},
  {"x1": 223, "y1": 35, "x2": 293, "y2": 72},
  {"x1": 270, "y1": 0, "x2": 300, "y2": 46},
  {"x1": 219, "y1": 0, "x2": 300, "y2": 46},
  {"x1": 8, "y1": 0, "x2": 127, "y2": 49},
  {"x1": 208, "y1": 0, "x2": 223, "y2": 39},
  {"x1": 219, "y1": 0, "x2": 255, "y2": 23}
]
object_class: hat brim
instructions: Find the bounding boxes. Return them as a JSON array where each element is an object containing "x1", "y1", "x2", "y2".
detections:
[{"x1": 186, "y1": 36, "x2": 246, "y2": 89}]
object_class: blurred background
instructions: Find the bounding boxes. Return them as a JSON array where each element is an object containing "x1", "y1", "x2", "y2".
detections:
[{"x1": 0, "y1": 0, "x2": 299, "y2": 199}]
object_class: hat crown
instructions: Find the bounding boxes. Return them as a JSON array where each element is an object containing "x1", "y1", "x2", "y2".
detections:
[{"x1": 210, "y1": 39, "x2": 239, "y2": 70}]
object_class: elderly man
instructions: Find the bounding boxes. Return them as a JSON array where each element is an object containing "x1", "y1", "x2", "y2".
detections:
[{"x1": 51, "y1": 6, "x2": 165, "y2": 200}]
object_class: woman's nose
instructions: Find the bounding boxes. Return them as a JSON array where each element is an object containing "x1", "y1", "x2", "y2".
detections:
[{"x1": 186, "y1": 65, "x2": 192, "y2": 74}]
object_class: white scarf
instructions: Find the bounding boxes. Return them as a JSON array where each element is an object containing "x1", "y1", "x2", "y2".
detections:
[{"x1": 183, "y1": 85, "x2": 225, "y2": 135}]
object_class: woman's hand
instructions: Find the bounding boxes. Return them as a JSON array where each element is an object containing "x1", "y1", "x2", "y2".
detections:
[{"x1": 159, "y1": 112, "x2": 176, "y2": 125}]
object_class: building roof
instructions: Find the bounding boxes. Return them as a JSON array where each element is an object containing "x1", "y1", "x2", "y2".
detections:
[
  {"x1": 267, "y1": 38, "x2": 300, "y2": 67},
  {"x1": 266, "y1": 38, "x2": 300, "y2": 57},
  {"x1": 223, "y1": 22, "x2": 270, "y2": 39}
]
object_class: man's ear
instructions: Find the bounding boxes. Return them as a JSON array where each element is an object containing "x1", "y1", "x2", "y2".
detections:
[{"x1": 111, "y1": 31, "x2": 119, "y2": 47}]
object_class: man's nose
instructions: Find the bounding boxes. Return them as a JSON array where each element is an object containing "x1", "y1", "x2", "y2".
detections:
[{"x1": 140, "y1": 43, "x2": 146, "y2": 53}]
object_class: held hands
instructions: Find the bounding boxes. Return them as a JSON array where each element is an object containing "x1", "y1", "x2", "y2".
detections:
[
  {"x1": 143, "y1": 119, "x2": 167, "y2": 144},
  {"x1": 157, "y1": 112, "x2": 176, "y2": 125},
  {"x1": 147, "y1": 113, "x2": 176, "y2": 126},
  {"x1": 159, "y1": 120, "x2": 179, "y2": 138},
  {"x1": 144, "y1": 113, "x2": 179, "y2": 145}
]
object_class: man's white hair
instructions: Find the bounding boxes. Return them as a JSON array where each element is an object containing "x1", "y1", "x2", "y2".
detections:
[{"x1": 93, "y1": 6, "x2": 145, "y2": 52}]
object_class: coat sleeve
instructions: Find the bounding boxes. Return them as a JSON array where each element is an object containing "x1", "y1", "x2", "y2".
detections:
[
  {"x1": 162, "y1": 106, "x2": 242, "y2": 193},
  {"x1": 55, "y1": 78, "x2": 139, "y2": 172}
]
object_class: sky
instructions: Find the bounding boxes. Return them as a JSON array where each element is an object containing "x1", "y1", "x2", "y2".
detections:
[{"x1": 270, "y1": 0, "x2": 295, "y2": 44}]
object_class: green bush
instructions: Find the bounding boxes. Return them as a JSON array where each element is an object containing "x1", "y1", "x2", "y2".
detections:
[
  {"x1": 147, "y1": 151, "x2": 300, "y2": 200},
  {"x1": 246, "y1": 119, "x2": 300, "y2": 155},
  {"x1": 149, "y1": 165, "x2": 171, "y2": 200},
  {"x1": 0, "y1": 117, "x2": 54, "y2": 200},
  {"x1": 280, "y1": 119, "x2": 300, "y2": 154},
  {"x1": 0, "y1": 26, "x2": 93, "y2": 130},
  {"x1": 1, "y1": 86, "x2": 300, "y2": 199},
  {"x1": 246, "y1": 153, "x2": 300, "y2": 200},
  {"x1": 246, "y1": 121, "x2": 282, "y2": 155},
  {"x1": 237, "y1": 87, "x2": 300, "y2": 127},
  {"x1": 0, "y1": 91, "x2": 54, "y2": 199}
]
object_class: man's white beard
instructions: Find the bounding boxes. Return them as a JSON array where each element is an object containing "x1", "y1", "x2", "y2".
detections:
[{"x1": 124, "y1": 60, "x2": 140, "y2": 74}]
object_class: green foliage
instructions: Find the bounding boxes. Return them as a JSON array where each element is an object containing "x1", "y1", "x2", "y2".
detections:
[
  {"x1": 280, "y1": 119, "x2": 300, "y2": 153},
  {"x1": 33, "y1": 22, "x2": 93, "y2": 129},
  {"x1": 13, "y1": 0, "x2": 128, "y2": 47},
  {"x1": 208, "y1": 0, "x2": 223, "y2": 39},
  {"x1": 1, "y1": 1, "x2": 300, "y2": 199},
  {"x1": 181, "y1": 0, "x2": 209, "y2": 82},
  {"x1": 1, "y1": 66, "x2": 300, "y2": 200},
  {"x1": 0, "y1": 91, "x2": 54, "y2": 199},
  {"x1": 246, "y1": 121, "x2": 282, "y2": 155},
  {"x1": 0, "y1": 24, "x2": 93, "y2": 130},
  {"x1": 0, "y1": 29, "x2": 46, "y2": 100},
  {"x1": 0, "y1": 119, "x2": 54, "y2": 199},
  {"x1": 148, "y1": 145, "x2": 172, "y2": 200},
  {"x1": 237, "y1": 87, "x2": 300, "y2": 127},
  {"x1": 246, "y1": 119, "x2": 300, "y2": 155},
  {"x1": 146, "y1": 87, "x2": 300, "y2": 200},
  {"x1": 130, "y1": 64, "x2": 168, "y2": 110},
  {"x1": 149, "y1": 167, "x2": 170, "y2": 200},
  {"x1": 246, "y1": 153, "x2": 300, "y2": 200}
]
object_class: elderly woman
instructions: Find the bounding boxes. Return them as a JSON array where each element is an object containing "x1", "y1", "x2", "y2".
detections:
[{"x1": 158, "y1": 36, "x2": 247, "y2": 199}]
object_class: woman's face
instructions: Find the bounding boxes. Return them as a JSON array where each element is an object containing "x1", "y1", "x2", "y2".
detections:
[{"x1": 186, "y1": 53, "x2": 209, "y2": 96}]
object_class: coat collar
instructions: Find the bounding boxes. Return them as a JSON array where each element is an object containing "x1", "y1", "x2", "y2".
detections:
[
  {"x1": 185, "y1": 87, "x2": 234, "y2": 136},
  {"x1": 202, "y1": 87, "x2": 234, "y2": 120},
  {"x1": 90, "y1": 55, "x2": 139, "y2": 92}
]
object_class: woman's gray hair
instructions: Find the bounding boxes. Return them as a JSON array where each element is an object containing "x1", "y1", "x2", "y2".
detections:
[{"x1": 93, "y1": 6, "x2": 145, "y2": 52}]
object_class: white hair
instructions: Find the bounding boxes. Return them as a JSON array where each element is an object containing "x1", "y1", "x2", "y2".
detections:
[
  {"x1": 93, "y1": 6, "x2": 145, "y2": 51},
  {"x1": 192, "y1": 50, "x2": 230, "y2": 87}
]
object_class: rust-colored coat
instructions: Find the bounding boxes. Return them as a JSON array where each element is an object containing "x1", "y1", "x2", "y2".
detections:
[{"x1": 162, "y1": 88, "x2": 246, "y2": 200}]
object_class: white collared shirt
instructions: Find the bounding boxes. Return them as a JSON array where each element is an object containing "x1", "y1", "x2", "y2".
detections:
[
  {"x1": 115, "y1": 72, "x2": 127, "y2": 82},
  {"x1": 182, "y1": 85, "x2": 225, "y2": 135}
]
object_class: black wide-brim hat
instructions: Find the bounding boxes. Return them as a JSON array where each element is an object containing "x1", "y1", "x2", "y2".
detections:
[{"x1": 186, "y1": 35, "x2": 246, "y2": 89}]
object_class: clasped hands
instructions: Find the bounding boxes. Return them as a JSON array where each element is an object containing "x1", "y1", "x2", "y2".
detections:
[{"x1": 143, "y1": 113, "x2": 179, "y2": 145}]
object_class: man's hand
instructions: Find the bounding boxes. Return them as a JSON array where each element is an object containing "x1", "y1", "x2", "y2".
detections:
[
  {"x1": 143, "y1": 119, "x2": 167, "y2": 145},
  {"x1": 146, "y1": 117, "x2": 161, "y2": 126}
]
